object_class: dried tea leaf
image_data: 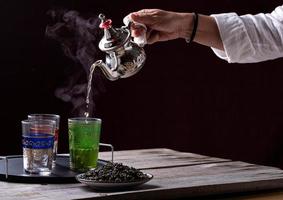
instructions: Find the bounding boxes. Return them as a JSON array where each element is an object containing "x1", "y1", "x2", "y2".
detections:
[{"x1": 81, "y1": 162, "x2": 149, "y2": 183}]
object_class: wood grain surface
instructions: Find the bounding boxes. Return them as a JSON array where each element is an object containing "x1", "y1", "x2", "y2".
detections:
[{"x1": 1, "y1": 148, "x2": 283, "y2": 200}]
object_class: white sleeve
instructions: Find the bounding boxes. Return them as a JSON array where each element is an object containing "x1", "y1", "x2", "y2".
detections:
[{"x1": 211, "y1": 5, "x2": 283, "y2": 63}]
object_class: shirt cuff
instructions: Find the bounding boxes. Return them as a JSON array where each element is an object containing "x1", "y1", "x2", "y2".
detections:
[{"x1": 210, "y1": 13, "x2": 256, "y2": 63}]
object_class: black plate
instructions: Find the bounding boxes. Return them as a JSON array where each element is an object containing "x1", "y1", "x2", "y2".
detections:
[{"x1": 0, "y1": 155, "x2": 108, "y2": 183}]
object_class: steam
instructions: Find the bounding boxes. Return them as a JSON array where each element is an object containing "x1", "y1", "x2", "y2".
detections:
[{"x1": 46, "y1": 9, "x2": 105, "y2": 116}]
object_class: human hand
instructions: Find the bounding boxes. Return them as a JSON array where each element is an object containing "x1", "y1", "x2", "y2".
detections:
[{"x1": 125, "y1": 9, "x2": 193, "y2": 44}]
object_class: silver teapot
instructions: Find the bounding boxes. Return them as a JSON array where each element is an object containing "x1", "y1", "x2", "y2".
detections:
[{"x1": 94, "y1": 14, "x2": 147, "y2": 81}]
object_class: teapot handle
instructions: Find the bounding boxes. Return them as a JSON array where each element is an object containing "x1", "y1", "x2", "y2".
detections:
[{"x1": 123, "y1": 15, "x2": 147, "y2": 47}]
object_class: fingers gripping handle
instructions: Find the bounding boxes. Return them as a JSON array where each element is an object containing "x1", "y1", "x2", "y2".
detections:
[
  {"x1": 123, "y1": 15, "x2": 147, "y2": 47},
  {"x1": 131, "y1": 22, "x2": 147, "y2": 47}
]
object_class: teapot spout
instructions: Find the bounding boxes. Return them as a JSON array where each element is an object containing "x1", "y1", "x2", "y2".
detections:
[{"x1": 92, "y1": 60, "x2": 120, "y2": 81}]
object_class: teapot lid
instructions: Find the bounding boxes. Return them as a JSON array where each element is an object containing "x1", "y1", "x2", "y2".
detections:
[{"x1": 98, "y1": 14, "x2": 130, "y2": 52}]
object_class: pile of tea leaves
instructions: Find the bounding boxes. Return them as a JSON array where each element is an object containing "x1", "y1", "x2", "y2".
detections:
[{"x1": 81, "y1": 162, "x2": 149, "y2": 183}]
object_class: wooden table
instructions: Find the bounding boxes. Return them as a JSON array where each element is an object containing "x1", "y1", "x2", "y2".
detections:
[{"x1": 2, "y1": 148, "x2": 283, "y2": 200}]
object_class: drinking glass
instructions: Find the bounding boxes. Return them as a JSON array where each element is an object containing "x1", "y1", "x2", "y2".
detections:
[
  {"x1": 28, "y1": 114, "x2": 60, "y2": 164},
  {"x1": 22, "y1": 119, "x2": 56, "y2": 174},
  {"x1": 68, "y1": 118, "x2": 101, "y2": 172}
]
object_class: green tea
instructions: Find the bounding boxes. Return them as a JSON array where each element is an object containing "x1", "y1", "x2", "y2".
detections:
[
  {"x1": 70, "y1": 147, "x2": 99, "y2": 171},
  {"x1": 68, "y1": 118, "x2": 101, "y2": 172}
]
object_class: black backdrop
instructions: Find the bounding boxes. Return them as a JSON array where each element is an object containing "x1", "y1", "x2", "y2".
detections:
[{"x1": 2, "y1": 0, "x2": 283, "y2": 169}]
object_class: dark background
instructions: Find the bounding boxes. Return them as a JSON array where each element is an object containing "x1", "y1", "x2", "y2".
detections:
[{"x1": 2, "y1": 0, "x2": 283, "y2": 168}]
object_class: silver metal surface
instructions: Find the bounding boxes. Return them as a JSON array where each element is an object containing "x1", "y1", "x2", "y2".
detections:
[
  {"x1": 99, "y1": 143, "x2": 114, "y2": 163},
  {"x1": 0, "y1": 143, "x2": 114, "y2": 179},
  {"x1": 97, "y1": 13, "x2": 146, "y2": 81},
  {"x1": 0, "y1": 155, "x2": 23, "y2": 179}
]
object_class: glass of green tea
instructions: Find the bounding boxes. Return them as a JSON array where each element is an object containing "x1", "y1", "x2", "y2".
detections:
[{"x1": 68, "y1": 117, "x2": 101, "y2": 172}]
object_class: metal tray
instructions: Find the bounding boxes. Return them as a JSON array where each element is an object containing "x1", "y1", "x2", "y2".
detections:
[
  {"x1": 0, "y1": 143, "x2": 114, "y2": 183},
  {"x1": 0, "y1": 155, "x2": 108, "y2": 183}
]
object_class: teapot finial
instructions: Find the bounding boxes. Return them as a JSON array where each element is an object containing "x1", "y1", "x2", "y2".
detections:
[
  {"x1": 99, "y1": 14, "x2": 113, "y2": 30},
  {"x1": 98, "y1": 13, "x2": 129, "y2": 51},
  {"x1": 98, "y1": 13, "x2": 105, "y2": 21}
]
